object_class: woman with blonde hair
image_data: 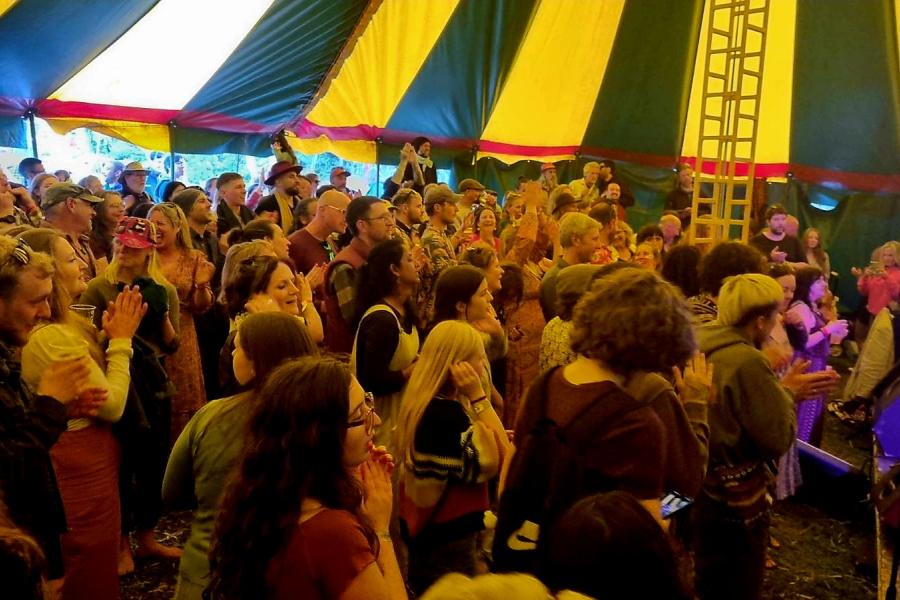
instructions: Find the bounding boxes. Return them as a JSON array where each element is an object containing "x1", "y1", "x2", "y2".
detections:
[
  {"x1": 81, "y1": 217, "x2": 182, "y2": 568},
  {"x1": 148, "y1": 201, "x2": 216, "y2": 440},
  {"x1": 19, "y1": 228, "x2": 145, "y2": 599},
  {"x1": 396, "y1": 320, "x2": 509, "y2": 595}
]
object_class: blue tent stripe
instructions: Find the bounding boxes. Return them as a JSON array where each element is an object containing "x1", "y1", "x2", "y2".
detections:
[{"x1": 0, "y1": 0, "x2": 158, "y2": 102}]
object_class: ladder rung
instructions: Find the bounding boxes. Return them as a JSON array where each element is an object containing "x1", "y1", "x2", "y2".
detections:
[
  {"x1": 703, "y1": 113, "x2": 724, "y2": 121},
  {"x1": 743, "y1": 69, "x2": 760, "y2": 77},
  {"x1": 709, "y1": 47, "x2": 740, "y2": 55},
  {"x1": 708, "y1": 72, "x2": 727, "y2": 80},
  {"x1": 746, "y1": 24, "x2": 766, "y2": 33},
  {"x1": 710, "y1": 27, "x2": 732, "y2": 38}
]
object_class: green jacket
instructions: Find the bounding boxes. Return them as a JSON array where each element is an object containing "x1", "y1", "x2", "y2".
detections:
[{"x1": 697, "y1": 323, "x2": 796, "y2": 471}]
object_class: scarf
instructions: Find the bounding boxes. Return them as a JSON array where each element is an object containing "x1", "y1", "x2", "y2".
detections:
[{"x1": 417, "y1": 154, "x2": 434, "y2": 171}]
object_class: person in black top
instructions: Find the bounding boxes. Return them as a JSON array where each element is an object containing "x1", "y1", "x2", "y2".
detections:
[
  {"x1": 749, "y1": 204, "x2": 808, "y2": 267},
  {"x1": 215, "y1": 173, "x2": 255, "y2": 238},
  {"x1": 596, "y1": 159, "x2": 635, "y2": 213}
]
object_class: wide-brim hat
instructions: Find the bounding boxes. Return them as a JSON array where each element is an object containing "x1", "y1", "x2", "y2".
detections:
[
  {"x1": 265, "y1": 161, "x2": 302, "y2": 186},
  {"x1": 552, "y1": 192, "x2": 579, "y2": 216},
  {"x1": 122, "y1": 161, "x2": 150, "y2": 175}
]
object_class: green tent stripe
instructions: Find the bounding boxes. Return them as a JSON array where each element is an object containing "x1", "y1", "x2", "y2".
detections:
[
  {"x1": 171, "y1": 127, "x2": 270, "y2": 157},
  {"x1": 791, "y1": 0, "x2": 900, "y2": 175},
  {"x1": 385, "y1": 0, "x2": 539, "y2": 142},
  {"x1": 581, "y1": 0, "x2": 704, "y2": 158}
]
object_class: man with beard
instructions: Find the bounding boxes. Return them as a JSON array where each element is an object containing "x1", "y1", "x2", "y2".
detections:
[
  {"x1": 118, "y1": 162, "x2": 154, "y2": 215},
  {"x1": 0, "y1": 236, "x2": 104, "y2": 590},
  {"x1": 173, "y1": 189, "x2": 221, "y2": 275},
  {"x1": 323, "y1": 197, "x2": 395, "y2": 352},
  {"x1": 390, "y1": 188, "x2": 425, "y2": 249},
  {"x1": 41, "y1": 183, "x2": 103, "y2": 282},
  {"x1": 749, "y1": 204, "x2": 807, "y2": 267},
  {"x1": 255, "y1": 161, "x2": 304, "y2": 235}
]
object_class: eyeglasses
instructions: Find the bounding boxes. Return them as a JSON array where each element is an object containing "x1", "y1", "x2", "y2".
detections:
[
  {"x1": 364, "y1": 214, "x2": 393, "y2": 224},
  {"x1": 1, "y1": 238, "x2": 31, "y2": 269},
  {"x1": 322, "y1": 204, "x2": 346, "y2": 215},
  {"x1": 348, "y1": 392, "x2": 377, "y2": 434}
]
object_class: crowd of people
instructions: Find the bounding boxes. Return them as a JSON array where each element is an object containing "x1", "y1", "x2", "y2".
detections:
[{"x1": 0, "y1": 140, "x2": 899, "y2": 600}]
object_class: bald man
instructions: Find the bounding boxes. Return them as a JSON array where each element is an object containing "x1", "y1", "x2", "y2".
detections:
[
  {"x1": 784, "y1": 215, "x2": 799, "y2": 238},
  {"x1": 288, "y1": 189, "x2": 351, "y2": 275},
  {"x1": 659, "y1": 213, "x2": 682, "y2": 252}
]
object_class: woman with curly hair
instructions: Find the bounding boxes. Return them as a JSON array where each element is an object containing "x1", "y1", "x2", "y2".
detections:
[
  {"x1": 495, "y1": 268, "x2": 696, "y2": 569},
  {"x1": 205, "y1": 356, "x2": 405, "y2": 600}
]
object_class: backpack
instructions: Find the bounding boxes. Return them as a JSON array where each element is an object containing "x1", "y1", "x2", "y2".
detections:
[{"x1": 492, "y1": 368, "x2": 650, "y2": 575}]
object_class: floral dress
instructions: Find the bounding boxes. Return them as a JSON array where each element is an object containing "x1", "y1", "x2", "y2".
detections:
[
  {"x1": 163, "y1": 249, "x2": 214, "y2": 445},
  {"x1": 501, "y1": 211, "x2": 548, "y2": 428}
]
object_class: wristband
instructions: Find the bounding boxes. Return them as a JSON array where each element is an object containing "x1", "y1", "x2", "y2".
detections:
[{"x1": 471, "y1": 396, "x2": 489, "y2": 415}]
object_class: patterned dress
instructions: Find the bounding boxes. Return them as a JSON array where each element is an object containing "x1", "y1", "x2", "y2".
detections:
[
  {"x1": 501, "y1": 211, "x2": 548, "y2": 428},
  {"x1": 162, "y1": 249, "x2": 214, "y2": 445},
  {"x1": 787, "y1": 300, "x2": 831, "y2": 447}
]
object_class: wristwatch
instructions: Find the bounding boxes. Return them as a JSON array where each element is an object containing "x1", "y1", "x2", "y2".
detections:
[{"x1": 471, "y1": 396, "x2": 489, "y2": 415}]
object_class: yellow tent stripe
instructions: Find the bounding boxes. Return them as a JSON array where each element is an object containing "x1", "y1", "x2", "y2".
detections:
[
  {"x1": 480, "y1": 0, "x2": 626, "y2": 149},
  {"x1": 288, "y1": 136, "x2": 377, "y2": 165},
  {"x1": 0, "y1": 0, "x2": 19, "y2": 19},
  {"x1": 305, "y1": 0, "x2": 460, "y2": 128},
  {"x1": 681, "y1": 0, "x2": 797, "y2": 166},
  {"x1": 44, "y1": 118, "x2": 171, "y2": 152}
]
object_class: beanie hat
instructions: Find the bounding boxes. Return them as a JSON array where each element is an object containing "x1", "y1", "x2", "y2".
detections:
[{"x1": 717, "y1": 273, "x2": 783, "y2": 326}]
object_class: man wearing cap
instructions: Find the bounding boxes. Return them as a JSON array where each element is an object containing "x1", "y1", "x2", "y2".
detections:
[
  {"x1": 551, "y1": 190, "x2": 579, "y2": 221},
  {"x1": 172, "y1": 191, "x2": 222, "y2": 276},
  {"x1": 323, "y1": 197, "x2": 394, "y2": 352},
  {"x1": 694, "y1": 273, "x2": 839, "y2": 600},
  {"x1": 41, "y1": 183, "x2": 104, "y2": 282},
  {"x1": 420, "y1": 187, "x2": 461, "y2": 318},
  {"x1": 330, "y1": 166, "x2": 358, "y2": 198},
  {"x1": 119, "y1": 162, "x2": 154, "y2": 215},
  {"x1": 255, "y1": 161, "x2": 305, "y2": 235},
  {"x1": 539, "y1": 213, "x2": 601, "y2": 321},
  {"x1": 455, "y1": 178, "x2": 485, "y2": 231},
  {"x1": 305, "y1": 172, "x2": 320, "y2": 197},
  {"x1": 216, "y1": 172, "x2": 255, "y2": 237}
]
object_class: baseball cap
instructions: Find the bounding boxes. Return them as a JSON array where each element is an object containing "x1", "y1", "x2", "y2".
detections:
[
  {"x1": 541, "y1": 162, "x2": 556, "y2": 172},
  {"x1": 425, "y1": 186, "x2": 459, "y2": 207},
  {"x1": 458, "y1": 178, "x2": 485, "y2": 193},
  {"x1": 114, "y1": 217, "x2": 157, "y2": 249},
  {"x1": 41, "y1": 183, "x2": 103, "y2": 210},
  {"x1": 331, "y1": 167, "x2": 350, "y2": 177}
]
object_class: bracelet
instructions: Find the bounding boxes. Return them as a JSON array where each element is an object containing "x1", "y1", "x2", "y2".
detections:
[{"x1": 471, "y1": 395, "x2": 488, "y2": 404}]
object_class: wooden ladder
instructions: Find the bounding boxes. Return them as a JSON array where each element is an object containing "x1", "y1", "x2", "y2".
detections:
[{"x1": 689, "y1": 0, "x2": 771, "y2": 245}]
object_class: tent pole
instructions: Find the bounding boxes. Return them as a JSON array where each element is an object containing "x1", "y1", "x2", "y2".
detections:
[
  {"x1": 375, "y1": 136, "x2": 382, "y2": 192},
  {"x1": 27, "y1": 111, "x2": 38, "y2": 158},
  {"x1": 168, "y1": 121, "x2": 176, "y2": 184}
]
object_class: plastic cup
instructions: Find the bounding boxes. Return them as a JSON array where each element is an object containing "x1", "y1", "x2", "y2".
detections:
[{"x1": 69, "y1": 304, "x2": 96, "y2": 322}]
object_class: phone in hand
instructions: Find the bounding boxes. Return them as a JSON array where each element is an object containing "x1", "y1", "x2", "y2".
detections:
[{"x1": 660, "y1": 491, "x2": 694, "y2": 519}]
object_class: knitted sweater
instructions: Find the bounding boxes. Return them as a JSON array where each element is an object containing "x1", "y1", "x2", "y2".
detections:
[{"x1": 399, "y1": 396, "x2": 498, "y2": 541}]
